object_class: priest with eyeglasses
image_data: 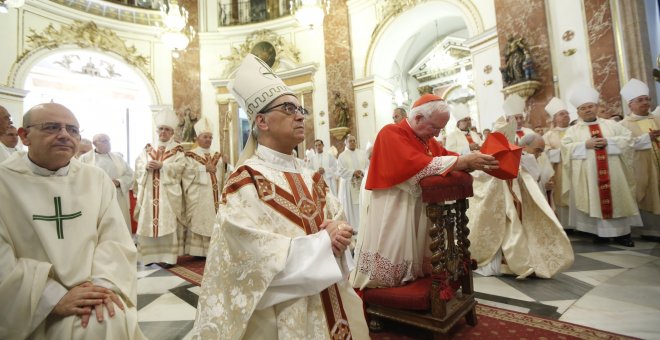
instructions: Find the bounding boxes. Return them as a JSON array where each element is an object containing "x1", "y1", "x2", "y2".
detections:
[{"x1": 0, "y1": 103, "x2": 144, "y2": 339}]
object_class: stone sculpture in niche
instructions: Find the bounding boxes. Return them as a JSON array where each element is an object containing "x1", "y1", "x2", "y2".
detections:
[
  {"x1": 500, "y1": 36, "x2": 536, "y2": 86},
  {"x1": 333, "y1": 91, "x2": 350, "y2": 128}
]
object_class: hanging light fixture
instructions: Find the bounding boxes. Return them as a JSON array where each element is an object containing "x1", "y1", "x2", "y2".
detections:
[
  {"x1": 0, "y1": 0, "x2": 25, "y2": 14},
  {"x1": 291, "y1": 0, "x2": 329, "y2": 29},
  {"x1": 159, "y1": 0, "x2": 196, "y2": 58}
]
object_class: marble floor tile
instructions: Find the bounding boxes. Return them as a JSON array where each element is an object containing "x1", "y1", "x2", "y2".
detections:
[
  {"x1": 139, "y1": 320, "x2": 194, "y2": 340},
  {"x1": 495, "y1": 273, "x2": 593, "y2": 302},
  {"x1": 138, "y1": 292, "x2": 197, "y2": 322},
  {"x1": 569, "y1": 240, "x2": 623, "y2": 254},
  {"x1": 564, "y1": 253, "x2": 624, "y2": 272},
  {"x1": 137, "y1": 275, "x2": 188, "y2": 295},
  {"x1": 473, "y1": 276, "x2": 535, "y2": 301},
  {"x1": 562, "y1": 268, "x2": 627, "y2": 286},
  {"x1": 579, "y1": 250, "x2": 659, "y2": 269},
  {"x1": 560, "y1": 294, "x2": 660, "y2": 339},
  {"x1": 539, "y1": 299, "x2": 576, "y2": 314}
]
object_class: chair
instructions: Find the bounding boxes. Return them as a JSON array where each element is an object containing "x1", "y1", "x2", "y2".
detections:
[{"x1": 363, "y1": 171, "x2": 478, "y2": 339}]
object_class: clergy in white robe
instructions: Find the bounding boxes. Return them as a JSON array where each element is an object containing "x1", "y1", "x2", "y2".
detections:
[
  {"x1": 134, "y1": 109, "x2": 186, "y2": 265},
  {"x1": 562, "y1": 86, "x2": 641, "y2": 246},
  {"x1": 503, "y1": 93, "x2": 536, "y2": 144},
  {"x1": 468, "y1": 118, "x2": 574, "y2": 279},
  {"x1": 305, "y1": 138, "x2": 338, "y2": 196},
  {"x1": 192, "y1": 54, "x2": 368, "y2": 339},
  {"x1": 543, "y1": 97, "x2": 572, "y2": 228},
  {"x1": 0, "y1": 105, "x2": 12, "y2": 163},
  {"x1": 182, "y1": 118, "x2": 224, "y2": 256},
  {"x1": 619, "y1": 78, "x2": 660, "y2": 239},
  {"x1": 351, "y1": 94, "x2": 498, "y2": 288},
  {"x1": 444, "y1": 103, "x2": 482, "y2": 155},
  {"x1": 1, "y1": 125, "x2": 19, "y2": 154},
  {"x1": 80, "y1": 134, "x2": 134, "y2": 232},
  {"x1": 0, "y1": 103, "x2": 143, "y2": 339},
  {"x1": 336, "y1": 134, "x2": 368, "y2": 228}
]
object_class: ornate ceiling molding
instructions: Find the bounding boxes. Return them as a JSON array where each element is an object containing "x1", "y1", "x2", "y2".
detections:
[
  {"x1": 18, "y1": 21, "x2": 152, "y2": 81},
  {"x1": 48, "y1": 0, "x2": 161, "y2": 26},
  {"x1": 220, "y1": 29, "x2": 301, "y2": 78}
]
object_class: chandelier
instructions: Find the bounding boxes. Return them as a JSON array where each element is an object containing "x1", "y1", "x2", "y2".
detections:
[
  {"x1": 291, "y1": 0, "x2": 330, "y2": 29},
  {"x1": 159, "y1": 0, "x2": 196, "y2": 58},
  {"x1": 0, "y1": 0, "x2": 25, "y2": 13}
]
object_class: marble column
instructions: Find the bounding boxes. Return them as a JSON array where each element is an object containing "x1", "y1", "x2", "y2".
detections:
[
  {"x1": 323, "y1": 0, "x2": 356, "y2": 153},
  {"x1": 494, "y1": 0, "x2": 554, "y2": 128},
  {"x1": 584, "y1": 0, "x2": 622, "y2": 116},
  {"x1": 172, "y1": 0, "x2": 202, "y2": 143}
]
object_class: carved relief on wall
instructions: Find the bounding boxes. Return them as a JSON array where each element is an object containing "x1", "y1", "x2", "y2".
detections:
[
  {"x1": 20, "y1": 21, "x2": 152, "y2": 80},
  {"x1": 221, "y1": 30, "x2": 301, "y2": 77}
]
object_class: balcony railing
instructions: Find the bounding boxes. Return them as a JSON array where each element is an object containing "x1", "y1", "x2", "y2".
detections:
[{"x1": 218, "y1": 0, "x2": 292, "y2": 26}]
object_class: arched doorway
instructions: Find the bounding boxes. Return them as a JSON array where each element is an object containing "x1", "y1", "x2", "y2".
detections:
[{"x1": 23, "y1": 49, "x2": 155, "y2": 166}]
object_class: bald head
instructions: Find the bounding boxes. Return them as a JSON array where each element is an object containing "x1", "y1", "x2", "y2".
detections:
[
  {"x1": 93, "y1": 133, "x2": 111, "y2": 154},
  {"x1": 520, "y1": 133, "x2": 545, "y2": 159},
  {"x1": 0, "y1": 105, "x2": 11, "y2": 135},
  {"x1": 19, "y1": 103, "x2": 81, "y2": 170}
]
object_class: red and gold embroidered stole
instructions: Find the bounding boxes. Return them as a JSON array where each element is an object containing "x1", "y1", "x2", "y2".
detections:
[
  {"x1": 147, "y1": 144, "x2": 183, "y2": 236},
  {"x1": 186, "y1": 151, "x2": 222, "y2": 212},
  {"x1": 223, "y1": 166, "x2": 352, "y2": 339},
  {"x1": 588, "y1": 124, "x2": 613, "y2": 219}
]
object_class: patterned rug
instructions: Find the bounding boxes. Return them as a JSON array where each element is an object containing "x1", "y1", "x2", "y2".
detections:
[
  {"x1": 164, "y1": 258, "x2": 635, "y2": 340},
  {"x1": 163, "y1": 256, "x2": 206, "y2": 286},
  {"x1": 371, "y1": 304, "x2": 636, "y2": 340}
]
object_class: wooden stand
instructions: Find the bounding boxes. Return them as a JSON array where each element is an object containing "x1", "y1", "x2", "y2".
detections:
[{"x1": 364, "y1": 172, "x2": 477, "y2": 339}]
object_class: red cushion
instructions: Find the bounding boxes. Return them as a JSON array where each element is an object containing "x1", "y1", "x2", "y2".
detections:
[
  {"x1": 419, "y1": 171, "x2": 474, "y2": 203},
  {"x1": 363, "y1": 277, "x2": 432, "y2": 311}
]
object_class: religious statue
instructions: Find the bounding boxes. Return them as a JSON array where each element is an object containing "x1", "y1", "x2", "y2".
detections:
[
  {"x1": 333, "y1": 91, "x2": 350, "y2": 128},
  {"x1": 178, "y1": 108, "x2": 199, "y2": 143},
  {"x1": 500, "y1": 36, "x2": 534, "y2": 86}
]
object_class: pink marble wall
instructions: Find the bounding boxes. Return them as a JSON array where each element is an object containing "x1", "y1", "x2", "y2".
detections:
[
  {"x1": 172, "y1": 0, "x2": 202, "y2": 142},
  {"x1": 323, "y1": 0, "x2": 355, "y2": 153},
  {"x1": 584, "y1": 0, "x2": 622, "y2": 117},
  {"x1": 494, "y1": 0, "x2": 554, "y2": 128}
]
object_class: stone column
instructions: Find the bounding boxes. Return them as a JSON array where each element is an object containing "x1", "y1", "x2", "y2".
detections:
[
  {"x1": 494, "y1": 0, "x2": 554, "y2": 128},
  {"x1": 323, "y1": 0, "x2": 356, "y2": 154},
  {"x1": 172, "y1": 0, "x2": 202, "y2": 143},
  {"x1": 584, "y1": 0, "x2": 622, "y2": 116}
]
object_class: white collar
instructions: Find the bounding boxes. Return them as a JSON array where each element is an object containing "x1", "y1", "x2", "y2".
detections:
[
  {"x1": 255, "y1": 144, "x2": 301, "y2": 173},
  {"x1": 23, "y1": 153, "x2": 70, "y2": 176}
]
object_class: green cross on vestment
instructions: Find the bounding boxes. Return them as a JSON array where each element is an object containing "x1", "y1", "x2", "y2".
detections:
[{"x1": 33, "y1": 197, "x2": 82, "y2": 239}]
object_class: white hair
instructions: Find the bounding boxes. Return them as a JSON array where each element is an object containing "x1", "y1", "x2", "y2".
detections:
[
  {"x1": 518, "y1": 133, "x2": 543, "y2": 147},
  {"x1": 408, "y1": 100, "x2": 450, "y2": 122}
]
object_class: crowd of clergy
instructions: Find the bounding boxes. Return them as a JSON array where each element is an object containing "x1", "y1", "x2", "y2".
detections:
[{"x1": 0, "y1": 49, "x2": 658, "y2": 338}]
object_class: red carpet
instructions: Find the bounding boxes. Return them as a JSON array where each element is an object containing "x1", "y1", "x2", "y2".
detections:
[
  {"x1": 165, "y1": 258, "x2": 635, "y2": 340},
  {"x1": 163, "y1": 256, "x2": 206, "y2": 286}
]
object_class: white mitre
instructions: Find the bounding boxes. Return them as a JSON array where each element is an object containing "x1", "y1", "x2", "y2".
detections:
[
  {"x1": 154, "y1": 107, "x2": 178, "y2": 129},
  {"x1": 545, "y1": 97, "x2": 566, "y2": 116},
  {"x1": 503, "y1": 94, "x2": 526, "y2": 117},
  {"x1": 569, "y1": 85, "x2": 600, "y2": 108},
  {"x1": 228, "y1": 53, "x2": 294, "y2": 165},
  {"x1": 451, "y1": 103, "x2": 470, "y2": 121},
  {"x1": 194, "y1": 116, "x2": 214, "y2": 135},
  {"x1": 620, "y1": 78, "x2": 649, "y2": 103}
]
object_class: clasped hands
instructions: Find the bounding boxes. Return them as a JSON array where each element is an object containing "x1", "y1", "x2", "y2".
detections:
[
  {"x1": 586, "y1": 137, "x2": 607, "y2": 149},
  {"x1": 52, "y1": 281, "x2": 125, "y2": 328},
  {"x1": 319, "y1": 220, "x2": 353, "y2": 257},
  {"x1": 146, "y1": 160, "x2": 163, "y2": 170}
]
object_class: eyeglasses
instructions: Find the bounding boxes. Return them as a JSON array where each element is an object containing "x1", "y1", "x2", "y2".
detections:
[
  {"x1": 26, "y1": 122, "x2": 80, "y2": 138},
  {"x1": 261, "y1": 102, "x2": 309, "y2": 116}
]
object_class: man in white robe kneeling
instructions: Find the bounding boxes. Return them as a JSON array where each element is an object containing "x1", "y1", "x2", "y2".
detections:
[
  {"x1": 0, "y1": 103, "x2": 144, "y2": 339},
  {"x1": 192, "y1": 54, "x2": 369, "y2": 339}
]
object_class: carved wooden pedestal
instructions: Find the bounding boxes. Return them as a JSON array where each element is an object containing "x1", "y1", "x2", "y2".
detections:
[{"x1": 364, "y1": 172, "x2": 477, "y2": 339}]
